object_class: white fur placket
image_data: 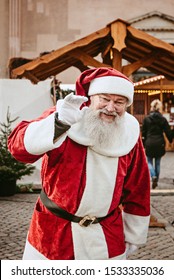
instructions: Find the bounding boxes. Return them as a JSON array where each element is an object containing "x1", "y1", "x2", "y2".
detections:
[{"x1": 71, "y1": 148, "x2": 119, "y2": 259}]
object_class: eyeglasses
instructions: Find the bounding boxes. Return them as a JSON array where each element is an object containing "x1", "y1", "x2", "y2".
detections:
[{"x1": 98, "y1": 96, "x2": 127, "y2": 108}]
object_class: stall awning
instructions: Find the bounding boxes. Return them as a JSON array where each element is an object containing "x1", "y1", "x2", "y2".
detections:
[{"x1": 10, "y1": 18, "x2": 174, "y2": 84}]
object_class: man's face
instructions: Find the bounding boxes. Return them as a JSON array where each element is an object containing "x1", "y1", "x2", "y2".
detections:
[{"x1": 90, "y1": 94, "x2": 128, "y2": 123}]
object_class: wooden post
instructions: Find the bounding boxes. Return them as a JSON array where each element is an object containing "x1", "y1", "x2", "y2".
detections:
[
  {"x1": 111, "y1": 48, "x2": 122, "y2": 71},
  {"x1": 110, "y1": 20, "x2": 127, "y2": 72}
]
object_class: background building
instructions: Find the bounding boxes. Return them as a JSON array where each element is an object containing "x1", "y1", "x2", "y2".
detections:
[{"x1": 1, "y1": 0, "x2": 174, "y2": 83}]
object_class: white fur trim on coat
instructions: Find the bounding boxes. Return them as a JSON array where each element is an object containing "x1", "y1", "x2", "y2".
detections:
[
  {"x1": 122, "y1": 211, "x2": 150, "y2": 245},
  {"x1": 71, "y1": 148, "x2": 119, "y2": 259},
  {"x1": 23, "y1": 239, "x2": 48, "y2": 260},
  {"x1": 24, "y1": 113, "x2": 67, "y2": 155}
]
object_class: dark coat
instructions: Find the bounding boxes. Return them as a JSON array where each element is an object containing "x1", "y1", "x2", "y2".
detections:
[{"x1": 142, "y1": 111, "x2": 173, "y2": 158}]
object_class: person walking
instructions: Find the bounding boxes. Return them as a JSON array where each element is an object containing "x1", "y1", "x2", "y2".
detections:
[
  {"x1": 142, "y1": 99, "x2": 173, "y2": 189},
  {"x1": 8, "y1": 67, "x2": 150, "y2": 260}
]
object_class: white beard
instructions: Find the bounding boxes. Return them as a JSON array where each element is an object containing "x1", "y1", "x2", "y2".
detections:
[{"x1": 83, "y1": 108, "x2": 125, "y2": 149}]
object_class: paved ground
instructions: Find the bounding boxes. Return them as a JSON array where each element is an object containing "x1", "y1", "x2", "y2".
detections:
[{"x1": 0, "y1": 152, "x2": 174, "y2": 260}]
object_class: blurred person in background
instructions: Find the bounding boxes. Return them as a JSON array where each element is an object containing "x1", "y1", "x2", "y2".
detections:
[{"x1": 142, "y1": 99, "x2": 173, "y2": 189}]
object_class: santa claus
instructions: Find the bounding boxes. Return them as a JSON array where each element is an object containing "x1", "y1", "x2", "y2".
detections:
[{"x1": 8, "y1": 67, "x2": 150, "y2": 260}]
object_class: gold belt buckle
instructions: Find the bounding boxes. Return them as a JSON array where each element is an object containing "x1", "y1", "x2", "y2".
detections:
[{"x1": 79, "y1": 215, "x2": 97, "y2": 227}]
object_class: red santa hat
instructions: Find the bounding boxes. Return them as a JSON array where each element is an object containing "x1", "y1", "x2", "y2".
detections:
[{"x1": 75, "y1": 67, "x2": 134, "y2": 107}]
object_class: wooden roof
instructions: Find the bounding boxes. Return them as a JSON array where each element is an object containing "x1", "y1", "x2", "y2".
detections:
[{"x1": 11, "y1": 18, "x2": 174, "y2": 84}]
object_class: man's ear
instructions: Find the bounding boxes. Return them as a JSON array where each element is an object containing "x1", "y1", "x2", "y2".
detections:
[
  {"x1": 89, "y1": 95, "x2": 98, "y2": 108},
  {"x1": 89, "y1": 95, "x2": 94, "y2": 105}
]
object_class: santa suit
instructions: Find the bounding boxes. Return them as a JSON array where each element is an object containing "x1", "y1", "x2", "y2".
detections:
[{"x1": 8, "y1": 106, "x2": 150, "y2": 260}]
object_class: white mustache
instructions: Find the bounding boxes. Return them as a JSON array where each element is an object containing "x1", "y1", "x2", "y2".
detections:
[{"x1": 99, "y1": 109, "x2": 118, "y2": 117}]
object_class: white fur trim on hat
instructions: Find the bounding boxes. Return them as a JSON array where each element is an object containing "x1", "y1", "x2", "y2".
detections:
[{"x1": 88, "y1": 76, "x2": 134, "y2": 106}]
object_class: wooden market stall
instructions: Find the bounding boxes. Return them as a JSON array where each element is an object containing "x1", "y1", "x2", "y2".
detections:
[{"x1": 134, "y1": 75, "x2": 174, "y2": 151}]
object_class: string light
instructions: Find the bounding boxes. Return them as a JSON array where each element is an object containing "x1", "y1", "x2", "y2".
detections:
[
  {"x1": 134, "y1": 75, "x2": 165, "y2": 86},
  {"x1": 134, "y1": 90, "x2": 174, "y2": 94}
]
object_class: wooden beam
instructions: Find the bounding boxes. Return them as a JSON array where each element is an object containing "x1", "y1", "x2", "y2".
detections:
[
  {"x1": 122, "y1": 51, "x2": 159, "y2": 76},
  {"x1": 124, "y1": 39, "x2": 151, "y2": 53},
  {"x1": 101, "y1": 42, "x2": 113, "y2": 59},
  {"x1": 127, "y1": 25, "x2": 174, "y2": 54},
  {"x1": 69, "y1": 49, "x2": 111, "y2": 68},
  {"x1": 146, "y1": 66, "x2": 174, "y2": 80},
  {"x1": 122, "y1": 49, "x2": 174, "y2": 78},
  {"x1": 74, "y1": 61, "x2": 89, "y2": 72},
  {"x1": 110, "y1": 21, "x2": 127, "y2": 52},
  {"x1": 102, "y1": 52, "x2": 112, "y2": 66},
  {"x1": 34, "y1": 55, "x2": 77, "y2": 76},
  {"x1": 111, "y1": 48, "x2": 122, "y2": 72},
  {"x1": 23, "y1": 71, "x2": 40, "y2": 84},
  {"x1": 38, "y1": 64, "x2": 67, "y2": 80}
]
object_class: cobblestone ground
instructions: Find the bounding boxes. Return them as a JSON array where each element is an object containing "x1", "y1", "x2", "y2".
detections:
[
  {"x1": 0, "y1": 193, "x2": 39, "y2": 260},
  {"x1": 0, "y1": 192, "x2": 174, "y2": 260}
]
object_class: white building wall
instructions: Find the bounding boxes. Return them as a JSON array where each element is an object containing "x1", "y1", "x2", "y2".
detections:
[
  {"x1": 0, "y1": 79, "x2": 53, "y2": 185},
  {"x1": 0, "y1": 79, "x2": 75, "y2": 185}
]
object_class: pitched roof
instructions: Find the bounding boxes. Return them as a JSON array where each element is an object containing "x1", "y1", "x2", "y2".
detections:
[
  {"x1": 11, "y1": 18, "x2": 174, "y2": 84},
  {"x1": 129, "y1": 11, "x2": 174, "y2": 27}
]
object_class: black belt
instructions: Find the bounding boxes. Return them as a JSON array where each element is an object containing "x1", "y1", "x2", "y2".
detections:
[{"x1": 40, "y1": 190, "x2": 114, "y2": 227}]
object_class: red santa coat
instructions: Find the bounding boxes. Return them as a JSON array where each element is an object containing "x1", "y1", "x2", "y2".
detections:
[{"x1": 8, "y1": 107, "x2": 150, "y2": 260}]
